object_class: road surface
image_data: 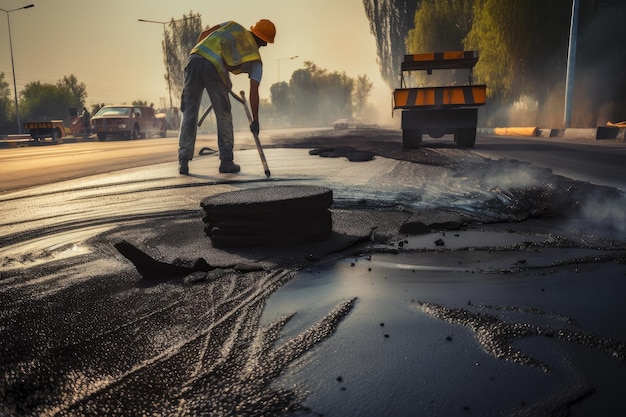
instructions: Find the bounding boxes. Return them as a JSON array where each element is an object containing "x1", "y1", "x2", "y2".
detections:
[
  {"x1": 472, "y1": 135, "x2": 626, "y2": 190},
  {"x1": 1, "y1": 128, "x2": 624, "y2": 193},
  {"x1": 1, "y1": 127, "x2": 625, "y2": 416}
]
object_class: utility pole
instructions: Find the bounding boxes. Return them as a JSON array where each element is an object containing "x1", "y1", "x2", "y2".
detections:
[
  {"x1": 277, "y1": 56, "x2": 299, "y2": 83},
  {"x1": 564, "y1": 0, "x2": 579, "y2": 128},
  {"x1": 1, "y1": 4, "x2": 35, "y2": 134},
  {"x1": 138, "y1": 17, "x2": 188, "y2": 110}
]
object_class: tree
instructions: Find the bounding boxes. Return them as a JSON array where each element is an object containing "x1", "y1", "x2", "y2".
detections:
[
  {"x1": 465, "y1": 0, "x2": 570, "y2": 107},
  {"x1": 289, "y1": 63, "x2": 318, "y2": 123},
  {"x1": 132, "y1": 100, "x2": 150, "y2": 107},
  {"x1": 19, "y1": 75, "x2": 87, "y2": 123},
  {"x1": 405, "y1": 0, "x2": 474, "y2": 87},
  {"x1": 407, "y1": 0, "x2": 473, "y2": 53},
  {"x1": 163, "y1": 11, "x2": 203, "y2": 107},
  {"x1": 363, "y1": 0, "x2": 419, "y2": 88},
  {"x1": 289, "y1": 61, "x2": 354, "y2": 125},
  {"x1": 0, "y1": 72, "x2": 12, "y2": 134},
  {"x1": 57, "y1": 75, "x2": 87, "y2": 109},
  {"x1": 321, "y1": 71, "x2": 354, "y2": 123},
  {"x1": 270, "y1": 81, "x2": 291, "y2": 120},
  {"x1": 353, "y1": 74, "x2": 374, "y2": 116},
  {"x1": 20, "y1": 81, "x2": 74, "y2": 122}
]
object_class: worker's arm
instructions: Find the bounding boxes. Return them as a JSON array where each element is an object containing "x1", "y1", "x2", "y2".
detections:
[
  {"x1": 249, "y1": 79, "x2": 260, "y2": 122},
  {"x1": 249, "y1": 78, "x2": 260, "y2": 134}
]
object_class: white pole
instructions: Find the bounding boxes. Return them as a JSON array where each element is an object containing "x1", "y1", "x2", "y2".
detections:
[
  {"x1": 1, "y1": 4, "x2": 35, "y2": 134},
  {"x1": 564, "y1": 0, "x2": 579, "y2": 128},
  {"x1": 138, "y1": 17, "x2": 189, "y2": 110}
]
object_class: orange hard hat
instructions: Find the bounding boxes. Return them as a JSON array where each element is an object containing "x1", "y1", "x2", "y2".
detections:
[{"x1": 250, "y1": 19, "x2": 276, "y2": 44}]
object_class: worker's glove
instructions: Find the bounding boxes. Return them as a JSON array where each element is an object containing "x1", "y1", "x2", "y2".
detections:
[{"x1": 250, "y1": 120, "x2": 260, "y2": 135}]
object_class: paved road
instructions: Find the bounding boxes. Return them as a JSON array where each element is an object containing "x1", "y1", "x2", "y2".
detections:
[
  {"x1": 1, "y1": 128, "x2": 624, "y2": 193},
  {"x1": 473, "y1": 135, "x2": 626, "y2": 190},
  {"x1": 0, "y1": 137, "x2": 182, "y2": 193},
  {"x1": 1, "y1": 128, "x2": 625, "y2": 416}
]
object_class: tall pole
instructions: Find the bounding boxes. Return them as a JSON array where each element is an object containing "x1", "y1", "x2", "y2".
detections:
[
  {"x1": 277, "y1": 56, "x2": 299, "y2": 83},
  {"x1": 138, "y1": 17, "x2": 188, "y2": 110},
  {"x1": 162, "y1": 22, "x2": 173, "y2": 110},
  {"x1": 1, "y1": 4, "x2": 35, "y2": 134},
  {"x1": 564, "y1": 0, "x2": 579, "y2": 128}
]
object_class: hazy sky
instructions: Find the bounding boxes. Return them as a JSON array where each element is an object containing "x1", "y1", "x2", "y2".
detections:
[{"x1": 0, "y1": 0, "x2": 391, "y2": 111}]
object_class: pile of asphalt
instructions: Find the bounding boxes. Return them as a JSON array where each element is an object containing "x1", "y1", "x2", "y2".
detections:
[{"x1": 201, "y1": 185, "x2": 334, "y2": 248}]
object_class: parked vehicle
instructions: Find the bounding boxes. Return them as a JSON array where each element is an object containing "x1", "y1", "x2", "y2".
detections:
[
  {"x1": 23, "y1": 120, "x2": 66, "y2": 141},
  {"x1": 24, "y1": 108, "x2": 93, "y2": 140},
  {"x1": 91, "y1": 105, "x2": 167, "y2": 141},
  {"x1": 333, "y1": 118, "x2": 376, "y2": 130},
  {"x1": 333, "y1": 119, "x2": 349, "y2": 130}
]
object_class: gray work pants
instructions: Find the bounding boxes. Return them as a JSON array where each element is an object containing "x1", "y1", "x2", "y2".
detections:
[{"x1": 178, "y1": 55, "x2": 234, "y2": 162}]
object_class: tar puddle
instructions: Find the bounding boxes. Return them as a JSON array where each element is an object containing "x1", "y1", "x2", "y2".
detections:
[{"x1": 262, "y1": 231, "x2": 626, "y2": 417}]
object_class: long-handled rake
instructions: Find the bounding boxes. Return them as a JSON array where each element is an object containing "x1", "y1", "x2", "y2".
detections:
[{"x1": 197, "y1": 90, "x2": 271, "y2": 177}]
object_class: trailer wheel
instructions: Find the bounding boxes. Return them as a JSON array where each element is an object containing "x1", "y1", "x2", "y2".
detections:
[
  {"x1": 454, "y1": 128, "x2": 476, "y2": 148},
  {"x1": 97, "y1": 133, "x2": 107, "y2": 141},
  {"x1": 402, "y1": 129, "x2": 422, "y2": 149}
]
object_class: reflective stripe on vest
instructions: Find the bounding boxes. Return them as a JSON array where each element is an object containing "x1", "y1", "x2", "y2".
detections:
[{"x1": 191, "y1": 21, "x2": 261, "y2": 85}]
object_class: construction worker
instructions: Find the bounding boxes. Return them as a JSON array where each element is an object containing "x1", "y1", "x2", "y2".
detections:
[
  {"x1": 178, "y1": 19, "x2": 276, "y2": 175},
  {"x1": 81, "y1": 107, "x2": 91, "y2": 135}
]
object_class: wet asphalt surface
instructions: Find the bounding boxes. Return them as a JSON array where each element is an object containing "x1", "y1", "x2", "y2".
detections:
[{"x1": 1, "y1": 128, "x2": 626, "y2": 416}]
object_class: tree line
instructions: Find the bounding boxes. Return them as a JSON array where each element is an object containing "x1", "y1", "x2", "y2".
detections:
[
  {"x1": 364, "y1": 0, "x2": 626, "y2": 127},
  {"x1": 0, "y1": 11, "x2": 374, "y2": 135},
  {"x1": 164, "y1": 12, "x2": 374, "y2": 128},
  {"x1": 0, "y1": 71, "x2": 154, "y2": 135},
  {"x1": 0, "y1": 73, "x2": 85, "y2": 134}
]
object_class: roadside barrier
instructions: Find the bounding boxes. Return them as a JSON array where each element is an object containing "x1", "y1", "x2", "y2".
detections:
[
  {"x1": 480, "y1": 126, "x2": 625, "y2": 141},
  {"x1": 493, "y1": 127, "x2": 539, "y2": 137}
]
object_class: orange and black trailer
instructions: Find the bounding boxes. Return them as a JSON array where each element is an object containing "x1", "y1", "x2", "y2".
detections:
[
  {"x1": 23, "y1": 120, "x2": 66, "y2": 141},
  {"x1": 393, "y1": 50, "x2": 486, "y2": 148}
]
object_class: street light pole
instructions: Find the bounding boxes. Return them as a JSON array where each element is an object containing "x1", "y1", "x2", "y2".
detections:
[
  {"x1": 277, "y1": 56, "x2": 299, "y2": 83},
  {"x1": 1, "y1": 4, "x2": 35, "y2": 134},
  {"x1": 138, "y1": 17, "x2": 188, "y2": 111},
  {"x1": 564, "y1": 0, "x2": 579, "y2": 128}
]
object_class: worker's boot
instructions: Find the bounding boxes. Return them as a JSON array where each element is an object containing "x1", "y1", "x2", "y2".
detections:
[
  {"x1": 219, "y1": 160, "x2": 241, "y2": 173},
  {"x1": 179, "y1": 160, "x2": 189, "y2": 175}
]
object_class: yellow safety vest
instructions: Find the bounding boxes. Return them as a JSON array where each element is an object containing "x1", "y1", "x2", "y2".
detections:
[{"x1": 191, "y1": 21, "x2": 261, "y2": 86}]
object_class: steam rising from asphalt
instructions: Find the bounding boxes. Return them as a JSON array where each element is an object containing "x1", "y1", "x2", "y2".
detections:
[
  {"x1": 478, "y1": 157, "x2": 626, "y2": 241},
  {"x1": 579, "y1": 190, "x2": 626, "y2": 240}
]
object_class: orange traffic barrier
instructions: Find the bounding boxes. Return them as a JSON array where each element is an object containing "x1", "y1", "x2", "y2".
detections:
[
  {"x1": 493, "y1": 127, "x2": 539, "y2": 137},
  {"x1": 607, "y1": 121, "x2": 626, "y2": 127}
]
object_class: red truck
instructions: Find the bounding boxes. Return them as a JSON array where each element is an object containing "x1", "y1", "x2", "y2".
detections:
[{"x1": 91, "y1": 105, "x2": 168, "y2": 141}]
